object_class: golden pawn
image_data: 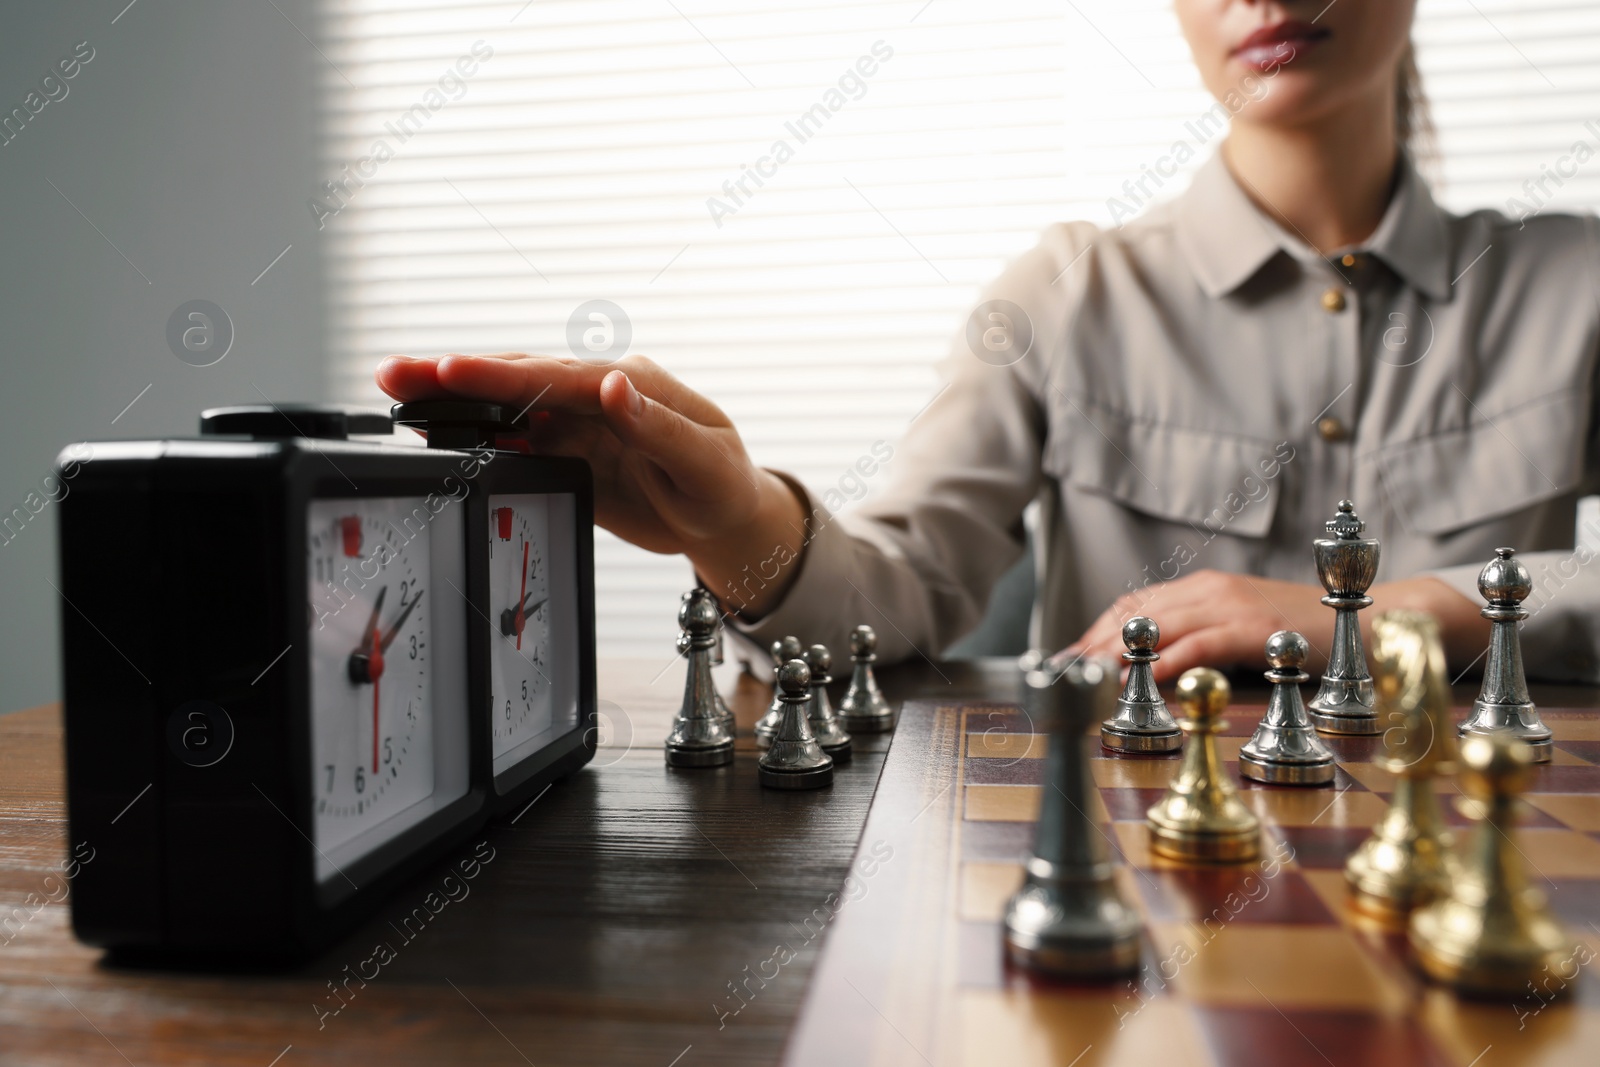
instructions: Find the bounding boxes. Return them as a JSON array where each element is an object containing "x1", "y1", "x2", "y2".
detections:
[
  {"x1": 1345, "y1": 611, "x2": 1459, "y2": 921},
  {"x1": 1409, "y1": 733, "x2": 1579, "y2": 996},
  {"x1": 1146, "y1": 668, "x2": 1261, "y2": 863}
]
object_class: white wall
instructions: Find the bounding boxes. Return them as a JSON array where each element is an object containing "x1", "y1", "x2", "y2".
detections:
[{"x1": 0, "y1": 1, "x2": 330, "y2": 712}]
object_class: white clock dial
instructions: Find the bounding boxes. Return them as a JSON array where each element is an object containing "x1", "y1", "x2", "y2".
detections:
[
  {"x1": 306, "y1": 499, "x2": 437, "y2": 861},
  {"x1": 489, "y1": 496, "x2": 556, "y2": 767}
]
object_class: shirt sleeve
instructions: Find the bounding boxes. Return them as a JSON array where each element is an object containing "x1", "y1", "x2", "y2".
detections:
[
  {"x1": 722, "y1": 223, "x2": 1096, "y2": 668},
  {"x1": 1429, "y1": 551, "x2": 1600, "y2": 683},
  {"x1": 1425, "y1": 213, "x2": 1600, "y2": 684}
]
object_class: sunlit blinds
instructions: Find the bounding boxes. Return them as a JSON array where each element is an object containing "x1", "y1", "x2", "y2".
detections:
[{"x1": 319, "y1": 0, "x2": 1600, "y2": 658}]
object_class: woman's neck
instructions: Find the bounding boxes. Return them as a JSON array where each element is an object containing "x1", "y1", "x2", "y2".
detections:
[{"x1": 1222, "y1": 88, "x2": 1400, "y2": 254}]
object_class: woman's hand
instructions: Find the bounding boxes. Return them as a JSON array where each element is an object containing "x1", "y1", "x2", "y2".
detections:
[
  {"x1": 1066, "y1": 570, "x2": 1488, "y2": 682},
  {"x1": 377, "y1": 353, "x2": 806, "y2": 614}
]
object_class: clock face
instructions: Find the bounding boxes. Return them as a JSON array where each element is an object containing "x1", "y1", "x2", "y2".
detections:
[
  {"x1": 306, "y1": 497, "x2": 469, "y2": 882},
  {"x1": 487, "y1": 493, "x2": 580, "y2": 777}
]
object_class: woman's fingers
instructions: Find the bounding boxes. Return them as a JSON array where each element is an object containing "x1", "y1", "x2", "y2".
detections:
[
  {"x1": 597, "y1": 371, "x2": 760, "y2": 505},
  {"x1": 375, "y1": 356, "x2": 446, "y2": 400},
  {"x1": 435, "y1": 354, "x2": 607, "y2": 415}
]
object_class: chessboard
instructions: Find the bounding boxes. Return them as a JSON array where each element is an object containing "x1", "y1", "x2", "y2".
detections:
[{"x1": 782, "y1": 694, "x2": 1600, "y2": 1067}]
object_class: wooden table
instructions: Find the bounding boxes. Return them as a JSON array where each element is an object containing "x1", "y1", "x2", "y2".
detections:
[
  {"x1": 0, "y1": 657, "x2": 1010, "y2": 1067},
  {"x1": 5, "y1": 663, "x2": 1595, "y2": 1066}
]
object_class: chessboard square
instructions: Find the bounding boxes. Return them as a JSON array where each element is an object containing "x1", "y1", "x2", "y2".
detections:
[
  {"x1": 1548, "y1": 878, "x2": 1600, "y2": 928},
  {"x1": 959, "y1": 988, "x2": 1218, "y2": 1067},
  {"x1": 1213, "y1": 737, "x2": 1245, "y2": 760},
  {"x1": 1320, "y1": 734, "x2": 1388, "y2": 763},
  {"x1": 1514, "y1": 829, "x2": 1600, "y2": 879},
  {"x1": 966, "y1": 731, "x2": 1046, "y2": 760},
  {"x1": 1092, "y1": 758, "x2": 1180, "y2": 790},
  {"x1": 1152, "y1": 923, "x2": 1407, "y2": 1010},
  {"x1": 1243, "y1": 785, "x2": 1390, "y2": 828},
  {"x1": 960, "y1": 864, "x2": 1145, "y2": 925},
  {"x1": 1545, "y1": 715, "x2": 1600, "y2": 742},
  {"x1": 962, "y1": 820, "x2": 1034, "y2": 863},
  {"x1": 1217, "y1": 706, "x2": 1267, "y2": 737},
  {"x1": 1335, "y1": 761, "x2": 1394, "y2": 793},
  {"x1": 1557, "y1": 740, "x2": 1600, "y2": 764},
  {"x1": 965, "y1": 784, "x2": 1109, "y2": 824},
  {"x1": 1548, "y1": 747, "x2": 1593, "y2": 766},
  {"x1": 961, "y1": 861, "x2": 1024, "y2": 922},
  {"x1": 1528, "y1": 794, "x2": 1600, "y2": 832},
  {"x1": 1102, "y1": 787, "x2": 1171, "y2": 823},
  {"x1": 1527, "y1": 765, "x2": 1600, "y2": 794},
  {"x1": 965, "y1": 759, "x2": 1043, "y2": 786},
  {"x1": 1420, "y1": 987, "x2": 1600, "y2": 1067},
  {"x1": 1136, "y1": 866, "x2": 1336, "y2": 927},
  {"x1": 1194, "y1": 1005, "x2": 1454, "y2": 1067},
  {"x1": 1277, "y1": 825, "x2": 1378, "y2": 869}
]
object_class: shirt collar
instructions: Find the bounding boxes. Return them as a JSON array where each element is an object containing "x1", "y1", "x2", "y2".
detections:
[{"x1": 1174, "y1": 150, "x2": 1453, "y2": 302}]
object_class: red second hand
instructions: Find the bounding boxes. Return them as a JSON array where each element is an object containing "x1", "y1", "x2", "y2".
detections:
[
  {"x1": 370, "y1": 623, "x2": 384, "y2": 774},
  {"x1": 516, "y1": 540, "x2": 529, "y2": 650}
]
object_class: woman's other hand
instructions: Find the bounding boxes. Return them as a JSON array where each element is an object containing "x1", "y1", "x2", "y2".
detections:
[{"x1": 1065, "y1": 569, "x2": 1488, "y2": 682}]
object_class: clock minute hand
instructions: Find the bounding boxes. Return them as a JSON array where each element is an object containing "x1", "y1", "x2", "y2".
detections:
[
  {"x1": 358, "y1": 586, "x2": 387, "y2": 653},
  {"x1": 379, "y1": 589, "x2": 425, "y2": 652}
]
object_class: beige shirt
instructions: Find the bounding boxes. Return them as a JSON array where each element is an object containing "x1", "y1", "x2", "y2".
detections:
[{"x1": 729, "y1": 151, "x2": 1600, "y2": 681}]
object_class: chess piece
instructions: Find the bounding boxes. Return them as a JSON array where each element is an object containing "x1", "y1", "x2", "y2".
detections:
[
  {"x1": 1409, "y1": 733, "x2": 1579, "y2": 996},
  {"x1": 1146, "y1": 668, "x2": 1261, "y2": 863},
  {"x1": 1308, "y1": 500, "x2": 1381, "y2": 735},
  {"x1": 679, "y1": 588, "x2": 734, "y2": 731},
  {"x1": 754, "y1": 635, "x2": 804, "y2": 747},
  {"x1": 1345, "y1": 611, "x2": 1458, "y2": 920},
  {"x1": 837, "y1": 625, "x2": 895, "y2": 733},
  {"x1": 1239, "y1": 631, "x2": 1336, "y2": 785},
  {"x1": 758, "y1": 660, "x2": 834, "y2": 790},
  {"x1": 1100, "y1": 616, "x2": 1181, "y2": 753},
  {"x1": 1004, "y1": 657, "x2": 1143, "y2": 977},
  {"x1": 804, "y1": 644, "x2": 852, "y2": 763},
  {"x1": 664, "y1": 594, "x2": 735, "y2": 767},
  {"x1": 1457, "y1": 548, "x2": 1553, "y2": 763}
]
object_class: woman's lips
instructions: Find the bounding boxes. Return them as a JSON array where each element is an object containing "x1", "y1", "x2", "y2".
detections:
[{"x1": 1233, "y1": 20, "x2": 1330, "y2": 71}]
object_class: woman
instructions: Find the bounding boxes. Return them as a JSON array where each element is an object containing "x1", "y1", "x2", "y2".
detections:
[{"x1": 378, "y1": 0, "x2": 1600, "y2": 682}]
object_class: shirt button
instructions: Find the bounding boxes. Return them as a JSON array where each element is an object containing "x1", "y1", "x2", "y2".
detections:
[
  {"x1": 1317, "y1": 416, "x2": 1349, "y2": 442},
  {"x1": 1321, "y1": 287, "x2": 1347, "y2": 312}
]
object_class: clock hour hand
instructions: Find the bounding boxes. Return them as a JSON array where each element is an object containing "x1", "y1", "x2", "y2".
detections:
[
  {"x1": 500, "y1": 592, "x2": 547, "y2": 637},
  {"x1": 379, "y1": 589, "x2": 425, "y2": 653}
]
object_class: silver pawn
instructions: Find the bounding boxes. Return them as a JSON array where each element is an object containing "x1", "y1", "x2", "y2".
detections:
[
  {"x1": 754, "y1": 635, "x2": 804, "y2": 747},
  {"x1": 804, "y1": 644, "x2": 852, "y2": 763},
  {"x1": 664, "y1": 595, "x2": 735, "y2": 767},
  {"x1": 837, "y1": 625, "x2": 896, "y2": 733},
  {"x1": 1240, "y1": 631, "x2": 1337, "y2": 785},
  {"x1": 1100, "y1": 616, "x2": 1181, "y2": 754},
  {"x1": 1458, "y1": 548, "x2": 1553, "y2": 763},
  {"x1": 1308, "y1": 500, "x2": 1381, "y2": 735},
  {"x1": 758, "y1": 660, "x2": 833, "y2": 790},
  {"x1": 1003, "y1": 656, "x2": 1143, "y2": 977},
  {"x1": 679, "y1": 588, "x2": 733, "y2": 731}
]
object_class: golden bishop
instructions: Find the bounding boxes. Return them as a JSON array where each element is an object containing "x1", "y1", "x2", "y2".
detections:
[{"x1": 1344, "y1": 610, "x2": 1458, "y2": 921}]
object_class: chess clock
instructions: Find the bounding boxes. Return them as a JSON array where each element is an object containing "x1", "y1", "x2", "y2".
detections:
[
  {"x1": 390, "y1": 401, "x2": 596, "y2": 809},
  {"x1": 55, "y1": 403, "x2": 594, "y2": 958}
]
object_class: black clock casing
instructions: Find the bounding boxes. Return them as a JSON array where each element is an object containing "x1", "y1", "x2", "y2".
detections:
[{"x1": 56, "y1": 405, "x2": 595, "y2": 958}]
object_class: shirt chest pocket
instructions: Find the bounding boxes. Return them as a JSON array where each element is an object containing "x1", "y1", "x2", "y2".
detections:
[
  {"x1": 1043, "y1": 400, "x2": 1293, "y2": 539},
  {"x1": 1375, "y1": 390, "x2": 1590, "y2": 536}
]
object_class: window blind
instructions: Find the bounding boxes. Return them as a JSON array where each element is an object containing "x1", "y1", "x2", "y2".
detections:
[{"x1": 318, "y1": 0, "x2": 1600, "y2": 659}]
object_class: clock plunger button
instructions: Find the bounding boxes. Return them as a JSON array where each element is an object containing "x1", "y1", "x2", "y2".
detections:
[
  {"x1": 200, "y1": 405, "x2": 392, "y2": 440},
  {"x1": 391, "y1": 400, "x2": 526, "y2": 450}
]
